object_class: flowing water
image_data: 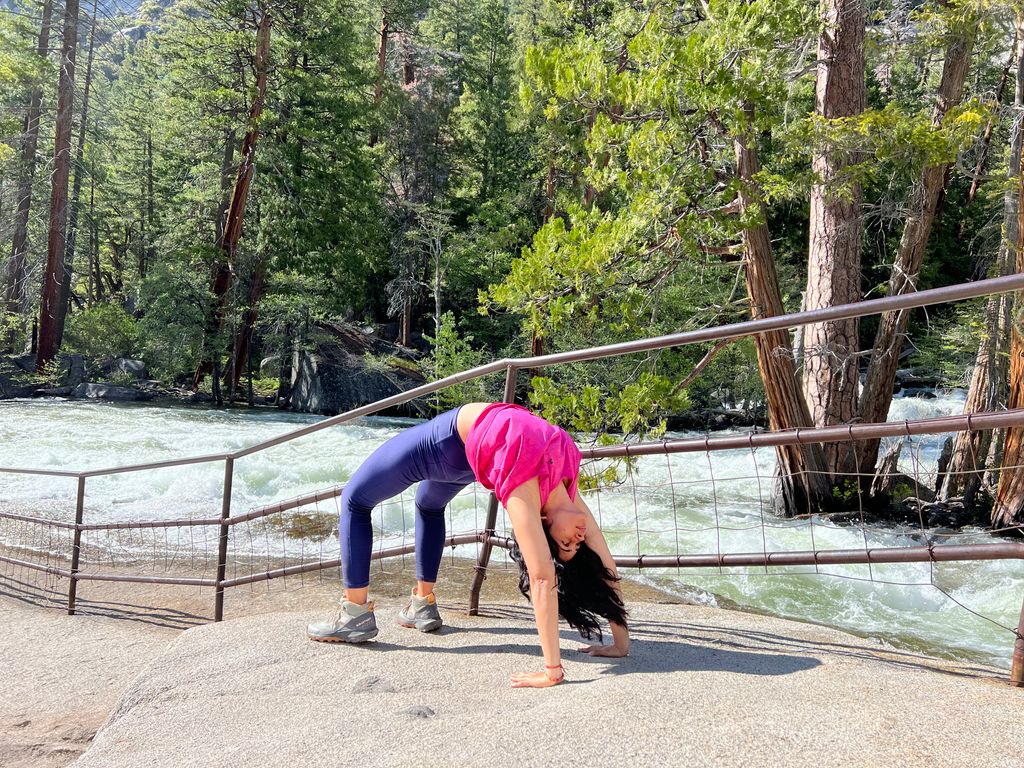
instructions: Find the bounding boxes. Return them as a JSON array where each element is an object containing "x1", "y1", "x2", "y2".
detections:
[{"x1": 1, "y1": 392, "x2": 1020, "y2": 669}]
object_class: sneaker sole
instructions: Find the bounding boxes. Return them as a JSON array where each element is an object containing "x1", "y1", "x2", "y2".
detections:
[
  {"x1": 397, "y1": 617, "x2": 442, "y2": 632},
  {"x1": 307, "y1": 629, "x2": 379, "y2": 643}
]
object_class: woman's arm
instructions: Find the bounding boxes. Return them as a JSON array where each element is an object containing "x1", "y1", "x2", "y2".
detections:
[
  {"x1": 573, "y1": 492, "x2": 631, "y2": 657},
  {"x1": 505, "y1": 479, "x2": 565, "y2": 688}
]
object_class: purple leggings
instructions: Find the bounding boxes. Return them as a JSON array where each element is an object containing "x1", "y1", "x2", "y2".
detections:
[{"x1": 339, "y1": 407, "x2": 475, "y2": 589}]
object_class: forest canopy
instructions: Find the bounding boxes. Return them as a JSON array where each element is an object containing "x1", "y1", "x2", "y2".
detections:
[{"x1": 3, "y1": 0, "x2": 1024, "y2": 523}]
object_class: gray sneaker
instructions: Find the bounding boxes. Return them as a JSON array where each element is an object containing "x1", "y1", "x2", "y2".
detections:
[
  {"x1": 397, "y1": 591, "x2": 443, "y2": 632},
  {"x1": 307, "y1": 600, "x2": 379, "y2": 643}
]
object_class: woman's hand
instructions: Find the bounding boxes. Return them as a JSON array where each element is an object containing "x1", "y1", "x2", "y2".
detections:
[
  {"x1": 578, "y1": 642, "x2": 629, "y2": 658},
  {"x1": 510, "y1": 669, "x2": 564, "y2": 688}
]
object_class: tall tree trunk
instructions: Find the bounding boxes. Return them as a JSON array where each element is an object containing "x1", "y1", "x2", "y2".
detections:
[
  {"x1": 993, "y1": 156, "x2": 1024, "y2": 530},
  {"x1": 734, "y1": 102, "x2": 831, "y2": 515},
  {"x1": 993, "y1": 12, "x2": 1024, "y2": 532},
  {"x1": 36, "y1": 0, "x2": 80, "y2": 370},
  {"x1": 943, "y1": 21, "x2": 1024, "y2": 505},
  {"x1": 146, "y1": 130, "x2": 156, "y2": 271},
  {"x1": 137, "y1": 130, "x2": 155, "y2": 280},
  {"x1": 90, "y1": 147, "x2": 100, "y2": 303},
  {"x1": 4, "y1": 0, "x2": 53, "y2": 351},
  {"x1": 802, "y1": 0, "x2": 866, "y2": 475},
  {"x1": 224, "y1": 10, "x2": 308, "y2": 395},
  {"x1": 967, "y1": 41, "x2": 1017, "y2": 205},
  {"x1": 193, "y1": 10, "x2": 272, "y2": 389},
  {"x1": 225, "y1": 255, "x2": 267, "y2": 392},
  {"x1": 434, "y1": 247, "x2": 442, "y2": 339},
  {"x1": 542, "y1": 158, "x2": 555, "y2": 222},
  {"x1": 856, "y1": 8, "x2": 978, "y2": 472},
  {"x1": 215, "y1": 129, "x2": 237, "y2": 244},
  {"x1": 368, "y1": 7, "x2": 389, "y2": 147},
  {"x1": 277, "y1": 323, "x2": 293, "y2": 408},
  {"x1": 60, "y1": 0, "x2": 98, "y2": 343},
  {"x1": 399, "y1": 255, "x2": 413, "y2": 347}
]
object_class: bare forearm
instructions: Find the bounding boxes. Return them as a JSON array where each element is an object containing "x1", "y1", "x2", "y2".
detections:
[
  {"x1": 530, "y1": 577, "x2": 561, "y2": 666},
  {"x1": 610, "y1": 620, "x2": 630, "y2": 653}
]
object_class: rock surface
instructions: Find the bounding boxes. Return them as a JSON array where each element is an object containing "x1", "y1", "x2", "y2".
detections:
[
  {"x1": 102, "y1": 358, "x2": 148, "y2": 380},
  {"x1": 64, "y1": 602, "x2": 1024, "y2": 768},
  {"x1": 71, "y1": 383, "x2": 155, "y2": 401},
  {"x1": 287, "y1": 322, "x2": 428, "y2": 416}
]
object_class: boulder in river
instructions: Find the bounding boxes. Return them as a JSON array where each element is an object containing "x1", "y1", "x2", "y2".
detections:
[
  {"x1": 71, "y1": 383, "x2": 155, "y2": 402},
  {"x1": 0, "y1": 353, "x2": 86, "y2": 398},
  {"x1": 287, "y1": 322, "x2": 428, "y2": 417},
  {"x1": 0, "y1": 361, "x2": 38, "y2": 398},
  {"x1": 103, "y1": 358, "x2": 149, "y2": 381}
]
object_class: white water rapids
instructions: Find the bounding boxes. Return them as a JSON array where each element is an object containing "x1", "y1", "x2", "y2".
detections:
[{"x1": 0, "y1": 392, "x2": 1020, "y2": 669}]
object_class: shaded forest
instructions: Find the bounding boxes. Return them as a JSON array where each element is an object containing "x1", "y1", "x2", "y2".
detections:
[{"x1": 3, "y1": 0, "x2": 1024, "y2": 525}]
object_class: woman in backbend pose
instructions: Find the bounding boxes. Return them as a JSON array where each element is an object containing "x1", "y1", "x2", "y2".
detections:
[{"x1": 307, "y1": 402, "x2": 630, "y2": 688}]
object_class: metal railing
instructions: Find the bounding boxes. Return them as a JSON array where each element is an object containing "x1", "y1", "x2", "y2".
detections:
[{"x1": 3, "y1": 271, "x2": 1024, "y2": 685}]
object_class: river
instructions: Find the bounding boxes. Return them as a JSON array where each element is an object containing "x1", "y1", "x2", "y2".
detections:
[{"x1": 1, "y1": 392, "x2": 1020, "y2": 669}]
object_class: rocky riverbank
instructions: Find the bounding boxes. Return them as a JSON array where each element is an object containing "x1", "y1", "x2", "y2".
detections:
[{"x1": 0, "y1": 320, "x2": 431, "y2": 417}]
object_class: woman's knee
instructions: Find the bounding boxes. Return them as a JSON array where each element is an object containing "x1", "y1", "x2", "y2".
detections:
[{"x1": 340, "y1": 481, "x2": 378, "y2": 519}]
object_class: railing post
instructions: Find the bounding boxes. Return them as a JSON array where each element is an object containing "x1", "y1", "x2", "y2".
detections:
[
  {"x1": 214, "y1": 457, "x2": 234, "y2": 622},
  {"x1": 1012, "y1": 593, "x2": 1024, "y2": 687},
  {"x1": 468, "y1": 365, "x2": 517, "y2": 616},
  {"x1": 67, "y1": 476, "x2": 86, "y2": 615}
]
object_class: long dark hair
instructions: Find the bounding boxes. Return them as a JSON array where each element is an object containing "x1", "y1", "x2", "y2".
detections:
[{"x1": 509, "y1": 533, "x2": 628, "y2": 640}]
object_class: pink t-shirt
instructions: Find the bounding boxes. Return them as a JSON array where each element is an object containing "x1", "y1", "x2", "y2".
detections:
[{"x1": 464, "y1": 404, "x2": 581, "y2": 507}]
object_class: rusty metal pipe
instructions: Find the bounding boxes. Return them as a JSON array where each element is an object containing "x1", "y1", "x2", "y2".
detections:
[
  {"x1": 218, "y1": 533, "x2": 485, "y2": 588},
  {"x1": 0, "y1": 511, "x2": 78, "y2": 529},
  {"x1": 214, "y1": 458, "x2": 234, "y2": 622},
  {"x1": 581, "y1": 409, "x2": 1024, "y2": 459},
  {"x1": 1013, "y1": 596, "x2": 1024, "y2": 687},
  {"x1": 67, "y1": 477, "x2": 85, "y2": 615},
  {"x1": 0, "y1": 555, "x2": 216, "y2": 585},
  {"x1": 477, "y1": 536, "x2": 1024, "y2": 567},
  {"x1": 226, "y1": 486, "x2": 344, "y2": 525},
  {"x1": 469, "y1": 366, "x2": 518, "y2": 616}
]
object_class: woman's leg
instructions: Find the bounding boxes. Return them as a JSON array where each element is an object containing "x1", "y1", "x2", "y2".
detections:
[
  {"x1": 339, "y1": 428, "x2": 432, "y2": 603},
  {"x1": 339, "y1": 407, "x2": 472, "y2": 603},
  {"x1": 413, "y1": 479, "x2": 470, "y2": 596}
]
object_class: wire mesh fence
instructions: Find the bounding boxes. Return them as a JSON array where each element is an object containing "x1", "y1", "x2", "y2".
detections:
[
  {"x1": 2, "y1": 411, "x2": 1022, "y2": 678},
  {"x1": 3, "y1": 274, "x2": 1024, "y2": 681}
]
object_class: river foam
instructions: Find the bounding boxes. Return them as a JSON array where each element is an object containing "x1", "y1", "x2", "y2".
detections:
[{"x1": 0, "y1": 391, "x2": 1019, "y2": 669}]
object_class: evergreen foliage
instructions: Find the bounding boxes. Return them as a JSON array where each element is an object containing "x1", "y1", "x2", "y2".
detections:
[{"x1": 0, "y1": 0, "x2": 1018, "y2": 441}]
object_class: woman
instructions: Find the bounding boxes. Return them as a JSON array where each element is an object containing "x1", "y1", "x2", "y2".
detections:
[{"x1": 307, "y1": 402, "x2": 630, "y2": 688}]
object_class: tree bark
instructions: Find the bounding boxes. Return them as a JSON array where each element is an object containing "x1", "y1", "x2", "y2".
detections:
[
  {"x1": 734, "y1": 103, "x2": 831, "y2": 515},
  {"x1": 90, "y1": 143, "x2": 101, "y2": 303},
  {"x1": 802, "y1": 0, "x2": 866, "y2": 475},
  {"x1": 215, "y1": 129, "x2": 237, "y2": 244},
  {"x1": 277, "y1": 323, "x2": 294, "y2": 408},
  {"x1": 967, "y1": 42, "x2": 1017, "y2": 205},
  {"x1": 368, "y1": 7, "x2": 389, "y2": 147},
  {"x1": 856, "y1": 8, "x2": 978, "y2": 472},
  {"x1": 225, "y1": 255, "x2": 267, "y2": 392},
  {"x1": 943, "y1": 23, "x2": 1024, "y2": 505},
  {"x1": 193, "y1": 10, "x2": 272, "y2": 389},
  {"x1": 59, "y1": 0, "x2": 98, "y2": 344},
  {"x1": 4, "y1": 0, "x2": 53, "y2": 351},
  {"x1": 138, "y1": 129, "x2": 156, "y2": 280},
  {"x1": 993, "y1": 13, "x2": 1024, "y2": 531},
  {"x1": 36, "y1": 0, "x2": 80, "y2": 370}
]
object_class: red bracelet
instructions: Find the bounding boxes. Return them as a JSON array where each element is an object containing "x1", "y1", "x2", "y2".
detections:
[{"x1": 545, "y1": 664, "x2": 563, "y2": 669}]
